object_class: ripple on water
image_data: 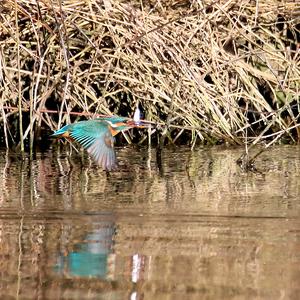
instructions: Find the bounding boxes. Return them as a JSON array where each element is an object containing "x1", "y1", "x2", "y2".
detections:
[{"x1": 0, "y1": 145, "x2": 299, "y2": 299}]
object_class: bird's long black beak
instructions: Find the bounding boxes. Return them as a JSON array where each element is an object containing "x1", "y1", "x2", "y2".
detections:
[{"x1": 126, "y1": 119, "x2": 150, "y2": 129}]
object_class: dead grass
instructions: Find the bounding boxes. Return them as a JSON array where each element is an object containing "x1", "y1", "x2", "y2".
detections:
[{"x1": 0, "y1": 0, "x2": 299, "y2": 150}]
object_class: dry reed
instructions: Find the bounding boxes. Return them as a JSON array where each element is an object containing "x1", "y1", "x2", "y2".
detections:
[{"x1": 0, "y1": 0, "x2": 299, "y2": 151}]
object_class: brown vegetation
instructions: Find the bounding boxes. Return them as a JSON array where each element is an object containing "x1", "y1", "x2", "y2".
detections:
[{"x1": 0, "y1": 0, "x2": 299, "y2": 151}]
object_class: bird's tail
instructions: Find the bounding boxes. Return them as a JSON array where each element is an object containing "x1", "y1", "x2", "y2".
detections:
[{"x1": 51, "y1": 124, "x2": 72, "y2": 137}]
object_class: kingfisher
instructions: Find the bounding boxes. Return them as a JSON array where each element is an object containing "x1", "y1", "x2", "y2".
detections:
[{"x1": 51, "y1": 116, "x2": 145, "y2": 171}]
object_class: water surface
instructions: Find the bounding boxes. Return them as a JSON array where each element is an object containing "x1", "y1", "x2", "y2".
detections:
[{"x1": 0, "y1": 145, "x2": 299, "y2": 299}]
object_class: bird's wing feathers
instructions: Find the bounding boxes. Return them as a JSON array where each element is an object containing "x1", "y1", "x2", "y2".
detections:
[
  {"x1": 86, "y1": 133, "x2": 116, "y2": 171},
  {"x1": 68, "y1": 120, "x2": 117, "y2": 171}
]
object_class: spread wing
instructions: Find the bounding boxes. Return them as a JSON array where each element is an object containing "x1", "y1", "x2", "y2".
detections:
[{"x1": 68, "y1": 120, "x2": 117, "y2": 171}]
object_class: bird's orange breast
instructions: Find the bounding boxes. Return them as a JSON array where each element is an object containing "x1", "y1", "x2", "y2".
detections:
[{"x1": 108, "y1": 126, "x2": 120, "y2": 136}]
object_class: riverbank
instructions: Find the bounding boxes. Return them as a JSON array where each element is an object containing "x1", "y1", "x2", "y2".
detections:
[{"x1": 1, "y1": 0, "x2": 299, "y2": 150}]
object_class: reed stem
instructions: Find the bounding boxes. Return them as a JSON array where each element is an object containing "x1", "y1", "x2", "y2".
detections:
[{"x1": 15, "y1": 0, "x2": 24, "y2": 152}]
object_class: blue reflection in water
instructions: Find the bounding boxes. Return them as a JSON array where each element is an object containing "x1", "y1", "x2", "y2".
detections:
[{"x1": 55, "y1": 222, "x2": 115, "y2": 278}]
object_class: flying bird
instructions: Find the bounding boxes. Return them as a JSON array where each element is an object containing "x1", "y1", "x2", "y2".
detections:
[{"x1": 52, "y1": 116, "x2": 145, "y2": 171}]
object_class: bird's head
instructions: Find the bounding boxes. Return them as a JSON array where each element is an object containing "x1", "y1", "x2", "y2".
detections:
[{"x1": 103, "y1": 116, "x2": 148, "y2": 136}]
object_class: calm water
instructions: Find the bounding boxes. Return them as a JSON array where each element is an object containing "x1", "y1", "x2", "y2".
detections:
[{"x1": 0, "y1": 145, "x2": 299, "y2": 299}]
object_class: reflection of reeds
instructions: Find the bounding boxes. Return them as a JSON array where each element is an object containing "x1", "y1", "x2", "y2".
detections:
[
  {"x1": 0, "y1": 0, "x2": 299, "y2": 148},
  {"x1": 0, "y1": 146, "x2": 300, "y2": 216},
  {"x1": 0, "y1": 145, "x2": 300, "y2": 298}
]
